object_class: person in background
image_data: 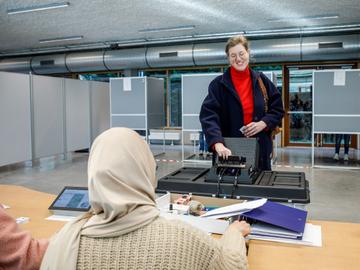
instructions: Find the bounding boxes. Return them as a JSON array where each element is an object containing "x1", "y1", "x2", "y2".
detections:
[
  {"x1": 334, "y1": 134, "x2": 350, "y2": 161},
  {"x1": 0, "y1": 205, "x2": 48, "y2": 270},
  {"x1": 199, "y1": 130, "x2": 209, "y2": 156},
  {"x1": 41, "y1": 128, "x2": 251, "y2": 270},
  {"x1": 200, "y1": 35, "x2": 284, "y2": 170}
]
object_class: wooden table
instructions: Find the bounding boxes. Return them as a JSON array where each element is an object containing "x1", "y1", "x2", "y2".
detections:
[
  {"x1": 0, "y1": 185, "x2": 64, "y2": 238},
  {"x1": 1, "y1": 184, "x2": 360, "y2": 269}
]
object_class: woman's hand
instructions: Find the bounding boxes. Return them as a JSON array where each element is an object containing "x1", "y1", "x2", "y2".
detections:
[
  {"x1": 228, "y1": 220, "x2": 251, "y2": 237},
  {"x1": 214, "y1": 143, "x2": 232, "y2": 159},
  {"x1": 243, "y1": 121, "x2": 267, "y2": 137}
]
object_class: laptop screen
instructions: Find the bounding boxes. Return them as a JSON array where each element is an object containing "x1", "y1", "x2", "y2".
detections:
[{"x1": 49, "y1": 186, "x2": 90, "y2": 211}]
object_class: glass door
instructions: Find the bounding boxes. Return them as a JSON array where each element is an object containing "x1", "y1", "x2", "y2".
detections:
[{"x1": 287, "y1": 68, "x2": 313, "y2": 145}]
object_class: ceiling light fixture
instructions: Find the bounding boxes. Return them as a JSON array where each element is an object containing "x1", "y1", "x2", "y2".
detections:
[
  {"x1": 7, "y1": 2, "x2": 70, "y2": 15},
  {"x1": 268, "y1": 14, "x2": 339, "y2": 23},
  {"x1": 139, "y1": 25, "x2": 195, "y2": 33},
  {"x1": 39, "y1": 36, "x2": 83, "y2": 44}
]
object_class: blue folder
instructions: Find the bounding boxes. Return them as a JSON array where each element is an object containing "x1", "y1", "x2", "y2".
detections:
[{"x1": 240, "y1": 201, "x2": 307, "y2": 234}]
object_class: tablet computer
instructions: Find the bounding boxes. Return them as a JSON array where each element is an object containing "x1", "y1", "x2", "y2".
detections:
[{"x1": 49, "y1": 186, "x2": 90, "y2": 216}]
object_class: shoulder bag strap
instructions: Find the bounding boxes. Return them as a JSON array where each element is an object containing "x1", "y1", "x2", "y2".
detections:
[{"x1": 258, "y1": 76, "x2": 268, "y2": 113}]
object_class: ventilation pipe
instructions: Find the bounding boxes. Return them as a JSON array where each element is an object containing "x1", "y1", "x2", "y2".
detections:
[{"x1": 0, "y1": 34, "x2": 358, "y2": 74}]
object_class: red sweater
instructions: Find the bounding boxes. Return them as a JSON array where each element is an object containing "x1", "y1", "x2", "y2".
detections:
[
  {"x1": 230, "y1": 66, "x2": 254, "y2": 125},
  {"x1": 0, "y1": 206, "x2": 49, "y2": 270}
]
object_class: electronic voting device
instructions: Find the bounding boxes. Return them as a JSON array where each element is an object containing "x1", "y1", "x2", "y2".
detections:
[{"x1": 49, "y1": 186, "x2": 90, "y2": 216}]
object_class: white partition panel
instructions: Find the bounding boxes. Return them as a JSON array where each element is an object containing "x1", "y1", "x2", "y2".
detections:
[
  {"x1": 90, "y1": 81, "x2": 110, "y2": 142},
  {"x1": 65, "y1": 78, "x2": 91, "y2": 151},
  {"x1": 32, "y1": 75, "x2": 64, "y2": 158},
  {"x1": 0, "y1": 72, "x2": 32, "y2": 166}
]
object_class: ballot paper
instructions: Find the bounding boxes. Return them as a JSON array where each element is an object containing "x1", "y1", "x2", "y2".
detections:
[
  {"x1": 46, "y1": 215, "x2": 76, "y2": 222},
  {"x1": 201, "y1": 198, "x2": 267, "y2": 219}
]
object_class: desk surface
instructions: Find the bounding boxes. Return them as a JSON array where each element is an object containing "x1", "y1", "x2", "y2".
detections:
[
  {"x1": 1, "y1": 185, "x2": 64, "y2": 238},
  {"x1": 1, "y1": 184, "x2": 360, "y2": 270}
]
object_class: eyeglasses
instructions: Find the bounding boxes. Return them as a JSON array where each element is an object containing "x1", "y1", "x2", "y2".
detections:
[{"x1": 229, "y1": 52, "x2": 247, "y2": 60}]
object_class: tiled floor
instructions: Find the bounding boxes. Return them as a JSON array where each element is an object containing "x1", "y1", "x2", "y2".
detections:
[{"x1": 1, "y1": 146, "x2": 359, "y2": 223}]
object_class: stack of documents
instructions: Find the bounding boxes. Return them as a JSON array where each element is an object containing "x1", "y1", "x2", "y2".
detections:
[
  {"x1": 248, "y1": 223, "x2": 322, "y2": 247},
  {"x1": 250, "y1": 222, "x2": 302, "y2": 239},
  {"x1": 201, "y1": 198, "x2": 322, "y2": 247}
]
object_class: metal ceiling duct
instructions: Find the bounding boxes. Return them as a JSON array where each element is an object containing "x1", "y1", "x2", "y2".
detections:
[
  {"x1": 31, "y1": 54, "x2": 68, "y2": 74},
  {"x1": 0, "y1": 34, "x2": 359, "y2": 74},
  {"x1": 193, "y1": 42, "x2": 227, "y2": 66},
  {"x1": 104, "y1": 47, "x2": 148, "y2": 70},
  {"x1": 146, "y1": 44, "x2": 194, "y2": 68},
  {"x1": 0, "y1": 57, "x2": 31, "y2": 73},
  {"x1": 66, "y1": 51, "x2": 106, "y2": 72},
  {"x1": 301, "y1": 34, "x2": 360, "y2": 61},
  {"x1": 250, "y1": 37, "x2": 301, "y2": 63}
]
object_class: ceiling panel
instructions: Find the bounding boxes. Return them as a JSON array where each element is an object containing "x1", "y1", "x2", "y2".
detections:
[{"x1": 0, "y1": 0, "x2": 359, "y2": 54}]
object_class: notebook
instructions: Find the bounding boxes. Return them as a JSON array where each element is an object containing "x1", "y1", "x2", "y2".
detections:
[{"x1": 241, "y1": 201, "x2": 307, "y2": 239}]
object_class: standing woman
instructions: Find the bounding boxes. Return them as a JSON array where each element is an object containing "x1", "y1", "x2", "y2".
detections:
[{"x1": 200, "y1": 35, "x2": 284, "y2": 170}]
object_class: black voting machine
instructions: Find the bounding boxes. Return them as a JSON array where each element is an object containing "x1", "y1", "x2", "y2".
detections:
[{"x1": 157, "y1": 138, "x2": 310, "y2": 203}]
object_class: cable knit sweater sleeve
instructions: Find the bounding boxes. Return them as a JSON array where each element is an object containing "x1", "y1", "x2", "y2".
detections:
[
  {"x1": 0, "y1": 206, "x2": 49, "y2": 270},
  {"x1": 210, "y1": 225, "x2": 248, "y2": 270}
]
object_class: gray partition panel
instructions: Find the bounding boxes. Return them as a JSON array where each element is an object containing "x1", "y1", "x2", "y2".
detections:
[
  {"x1": 314, "y1": 116, "x2": 360, "y2": 133},
  {"x1": 110, "y1": 77, "x2": 146, "y2": 114},
  {"x1": 182, "y1": 74, "x2": 220, "y2": 115},
  {"x1": 147, "y1": 78, "x2": 165, "y2": 128},
  {"x1": 182, "y1": 74, "x2": 220, "y2": 132},
  {"x1": 32, "y1": 75, "x2": 64, "y2": 158},
  {"x1": 65, "y1": 78, "x2": 90, "y2": 151},
  {"x1": 314, "y1": 71, "x2": 360, "y2": 115},
  {"x1": 111, "y1": 115, "x2": 145, "y2": 129},
  {"x1": 183, "y1": 116, "x2": 202, "y2": 130},
  {"x1": 90, "y1": 81, "x2": 110, "y2": 142},
  {"x1": 0, "y1": 72, "x2": 32, "y2": 166},
  {"x1": 313, "y1": 70, "x2": 360, "y2": 133}
]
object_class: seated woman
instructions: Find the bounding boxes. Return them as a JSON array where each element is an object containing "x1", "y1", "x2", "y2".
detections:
[
  {"x1": 41, "y1": 127, "x2": 250, "y2": 270},
  {"x1": 0, "y1": 205, "x2": 48, "y2": 270}
]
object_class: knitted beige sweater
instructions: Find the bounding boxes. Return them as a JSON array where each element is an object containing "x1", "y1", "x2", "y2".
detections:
[{"x1": 76, "y1": 217, "x2": 248, "y2": 270}]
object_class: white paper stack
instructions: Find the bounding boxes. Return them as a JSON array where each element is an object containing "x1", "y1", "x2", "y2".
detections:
[{"x1": 248, "y1": 223, "x2": 322, "y2": 247}]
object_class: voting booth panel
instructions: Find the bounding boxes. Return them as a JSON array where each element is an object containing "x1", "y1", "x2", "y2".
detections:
[
  {"x1": 181, "y1": 74, "x2": 220, "y2": 162},
  {"x1": 312, "y1": 69, "x2": 360, "y2": 167},
  {"x1": 90, "y1": 81, "x2": 110, "y2": 142},
  {"x1": 32, "y1": 75, "x2": 65, "y2": 159},
  {"x1": 313, "y1": 70, "x2": 360, "y2": 133},
  {"x1": 65, "y1": 78, "x2": 91, "y2": 152},
  {"x1": 0, "y1": 72, "x2": 32, "y2": 166},
  {"x1": 182, "y1": 74, "x2": 220, "y2": 131},
  {"x1": 0, "y1": 72, "x2": 109, "y2": 167},
  {"x1": 110, "y1": 77, "x2": 164, "y2": 138}
]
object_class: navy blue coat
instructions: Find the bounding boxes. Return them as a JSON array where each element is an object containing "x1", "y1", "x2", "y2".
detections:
[{"x1": 199, "y1": 68, "x2": 284, "y2": 170}]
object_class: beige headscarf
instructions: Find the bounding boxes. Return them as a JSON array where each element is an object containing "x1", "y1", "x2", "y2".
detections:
[{"x1": 41, "y1": 127, "x2": 160, "y2": 270}]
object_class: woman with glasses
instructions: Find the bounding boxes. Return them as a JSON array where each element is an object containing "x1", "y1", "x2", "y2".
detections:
[{"x1": 200, "y1": 35, "x2": 284, "y2": 170}]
